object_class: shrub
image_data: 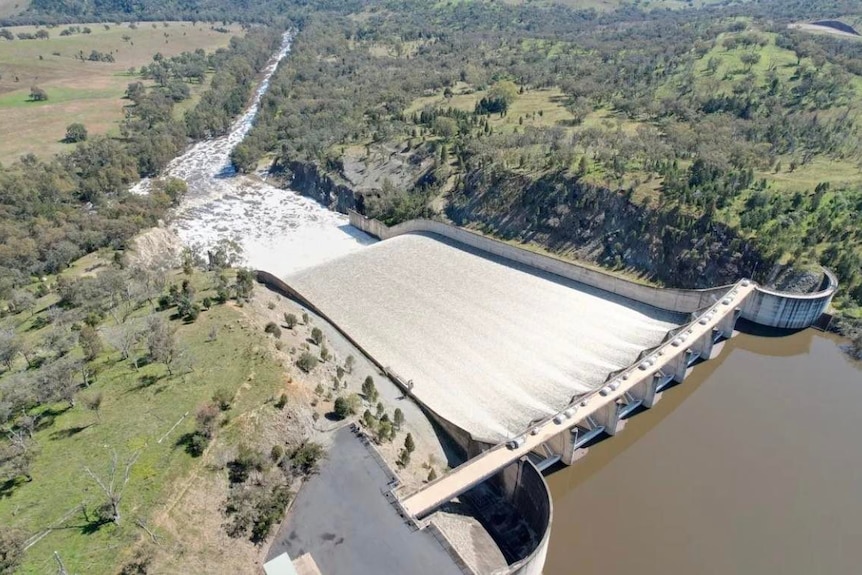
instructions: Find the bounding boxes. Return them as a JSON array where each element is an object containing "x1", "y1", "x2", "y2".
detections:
[
  {"x1": 291, "y1": 441, "x2": 324, "y2": 475},
  {"x1": 284, "y1": 313, "x2": 297, "y2": 328},
  {"x1": 264, "y1": 322, "x2": 281, "y2": 338},
  {"x1": 274, "y1": 393, "x2": 288, "y2": 409},
  {"x1": 212, "y1": 388, "x2": 232, "y2": 411},
  {"x1": 404, "y1": 432, "x2": 415, "y2": 453},
  {"x1": 228, "y1": 445, "x2": 267, "y2": 484},
  {"x1": 301, "y1": 312, "x2": 309, "y2": 324},
  {"x1": 296, "y1": 351, "x2": 318, "y2": 373},
  {"x1": 310, "y1": 327, "x2": 323, "y2": 345},
  {"x1": 271, "y1": 445, "x2": 284, "y2": 462},
  {"x1": 427, "y1": 469, "x2": 438, "y2": 482}
]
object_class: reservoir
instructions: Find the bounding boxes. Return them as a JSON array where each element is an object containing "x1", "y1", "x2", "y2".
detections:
[{"x1": 544, "y1": 326, "x2": 862, "y2": 575}]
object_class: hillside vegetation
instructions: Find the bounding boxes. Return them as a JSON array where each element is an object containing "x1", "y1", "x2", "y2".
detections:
[{"x1": 235, "y1": 0, "x2": 862, "y2": 315}]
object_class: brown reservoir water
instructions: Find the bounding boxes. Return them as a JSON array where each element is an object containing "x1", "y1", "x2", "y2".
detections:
[{"x1": 545, "y1": 327, "x2": 862, "y2": 575}]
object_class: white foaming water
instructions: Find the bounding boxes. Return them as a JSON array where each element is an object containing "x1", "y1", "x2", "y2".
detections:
[{"x1": 131, "y1": 32, "x2": 374, "y2": 276}]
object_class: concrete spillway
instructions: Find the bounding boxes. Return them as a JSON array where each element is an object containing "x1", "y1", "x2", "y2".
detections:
[{"x1": 286, "y1": 232, "x2": 684, "y2": 442}]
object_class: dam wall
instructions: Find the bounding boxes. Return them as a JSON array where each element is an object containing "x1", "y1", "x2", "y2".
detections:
[
  {"x1": 349, "y1": 212, "x2": 837, "y2": 328},
  {"x1": 488, "y1": 459, "x2": 552, "y2": 575},
  {"x1": 741, "y1": 269, "x2": 838, "y2": 330}
]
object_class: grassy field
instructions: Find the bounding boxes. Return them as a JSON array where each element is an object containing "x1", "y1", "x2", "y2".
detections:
[
  {"x1": 0, "y1": 22, "x2": 241, "y2": 162},
  {"x1": 0, "y1": 256, "x2": 287, "y2": 574}
]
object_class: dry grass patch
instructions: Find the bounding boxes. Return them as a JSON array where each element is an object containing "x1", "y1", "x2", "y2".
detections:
[{"x1": 0, "y1": 22, "x2": 241, "y2": 162}]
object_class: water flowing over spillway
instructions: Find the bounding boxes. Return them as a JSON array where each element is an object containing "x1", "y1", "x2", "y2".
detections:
[
  {"x1": 132, "y1": 32, "x2": 374, "y2": 276},
  {"x1": 287, "y1": 233, "x2": 685, "y2": 442}
]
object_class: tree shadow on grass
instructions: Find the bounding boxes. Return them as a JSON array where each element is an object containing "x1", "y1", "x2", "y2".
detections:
[
  {"x1": 50, "y1": 423, "x2": 93, "y2": 440},
  {"x1": 175, "y1": 432, "x2": 206, "y2": 457},
  {"x1": 129, "y1": 373, "x2": 163, "y2": 392},
  {"x1": 0, "y1": 476, "x2": 29, "y2": 499}
]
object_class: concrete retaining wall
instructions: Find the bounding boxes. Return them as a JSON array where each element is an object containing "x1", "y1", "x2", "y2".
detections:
[
  {"x1": 490, "y1": 459, "x2": 552, "y2": 575},
  {"x1": 742, "y1": 269, "x2": 838, "y2": 330},
  {"x1": 349, "y1": 212, "x2": 838, "y2": 328}
]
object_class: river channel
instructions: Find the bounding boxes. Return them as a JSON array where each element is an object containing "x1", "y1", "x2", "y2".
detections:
[{"x1": 544, "y1": 326, "x2": 862, "y2": 575}]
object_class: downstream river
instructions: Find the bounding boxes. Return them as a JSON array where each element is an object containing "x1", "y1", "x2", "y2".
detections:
[
  {"x1": 544, "y1": 327, "x2": 862, "y2": 575},
  {"x1": 133, "y1": 32, "x2": 372, "y2": 277}
]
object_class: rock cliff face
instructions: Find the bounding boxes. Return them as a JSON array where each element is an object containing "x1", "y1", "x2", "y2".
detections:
[
  {"x1": 275, "y1": 161, "x2": 359, "y2": 214},
  {"x1": 282, "y1": 160, "x2": 777, "y2": 290},
  {"x1": 446, "y1": 168, "x2": 771, "y2": 290}
]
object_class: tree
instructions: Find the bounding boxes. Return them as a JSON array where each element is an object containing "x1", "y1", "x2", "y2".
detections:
[
  {"x1": 64, "y1": 123, "x2": 88, "y2": 143},
  {"x1": 284, "y1": 313, "x2": 297, "y2": 329},
  {"x1": 404, "y1": 432, "x2": 415, "y2": 453},
  {"x1": 235, "y1": 269, "x2": 255, "y2": 300},
  {"x1": 740, "y1": 52, "x2": 761, "y2": 72},
  {"x1": 0, "y1": 330, "x2": 21, "y2": 371},
  {"x1": 345, "y1": 355, "x2": 355, "y2": 373},
  {"x1": 105, "y1": 323, "x2": 143, "y2": 363},
  {"x1": 9, "y1": 290, "x2": 35, "y2": 316},
  {"x1": 361, "y1": 376, "x2": 378, "y2": 402},
  {"x1": 296, "y1": 351, "x2": 318, "y2": 373},
  {"x1": 489, "y1": 80, "x2": 518, "y2": 107},
  {"x1": 310, "y1": 327, "x2": 323, "y2": 345},
  {"x1": 0, "y1": 528, "x2": 24, "y2": 575},
  {"x1": 393, "y1": 408, "x2": 404, "y2": 430},
  {"x1": 1, "y1": 430, "x2": 35, "y2": 483},
  {"x1": 333, "y1": 396, "x2": 352, "y2": 419},
  {"x1": 79, "y1": 325, "x2": 103, "y2": 361},
  {"x1": 146, "y1": 315, "x2": 178, "y2": 375},
  {"x1": 84, "y1": 449, "x2": 141, "y2": 525},
  {"x1": 84, "y1": 392, "x2": 103, "y2": 423},
  {"x1": 29, "y1": 86, "x2": 47, "y2": 101}
]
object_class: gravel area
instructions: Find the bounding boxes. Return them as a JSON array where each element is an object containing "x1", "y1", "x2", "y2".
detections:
[{"x1": 287, "y1": 232, "x2": 684, "y2": 442}]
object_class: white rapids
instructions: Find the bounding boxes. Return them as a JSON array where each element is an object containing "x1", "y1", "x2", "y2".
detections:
[{"x1": 131, "y1": 32, "x2": 374, "y2": 276}]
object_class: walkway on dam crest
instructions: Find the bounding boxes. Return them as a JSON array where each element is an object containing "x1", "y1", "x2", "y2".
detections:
[{"x1": 398, "y1": 281, "x2": 757, "y2": 520}]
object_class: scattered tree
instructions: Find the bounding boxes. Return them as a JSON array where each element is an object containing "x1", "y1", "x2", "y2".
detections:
[
  {"x1": 84, "y1": 391, "x2": 103, "y2": 423},
  {"x1": 29, "y1": 86, "x2": 47, "y2": 101},
  {"x1": 64, "y1": 123, "x2": 88, "y2": 143},
  {"x1": 83, "y1": 449, "x2": 141, "y2": 525},
  {"x1": 361, "y1": 376, "x2": 378, "y2": 402},
  {"x1": 296, "y1": 351, "x2": 318, "y2": 373}
]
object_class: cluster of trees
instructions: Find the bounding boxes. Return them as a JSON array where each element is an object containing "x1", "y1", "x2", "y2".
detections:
[
  {"x1": 0, "y1": 26, "x2": 281, "y2": 304},
  {"x1": 234, "y1": 0, "x2": 862, "y2": 309}
]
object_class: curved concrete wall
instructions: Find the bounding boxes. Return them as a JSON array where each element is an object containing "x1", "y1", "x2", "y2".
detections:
[
  {"x1": 348, "y1": 212, "x2": 837, "y2": 329},
  {"x1": 741, "y1": 269, "x2": 838, "y2": 330},
  {"x1": 491, "y1": 459, "x2": 553, "y2": 575}
]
